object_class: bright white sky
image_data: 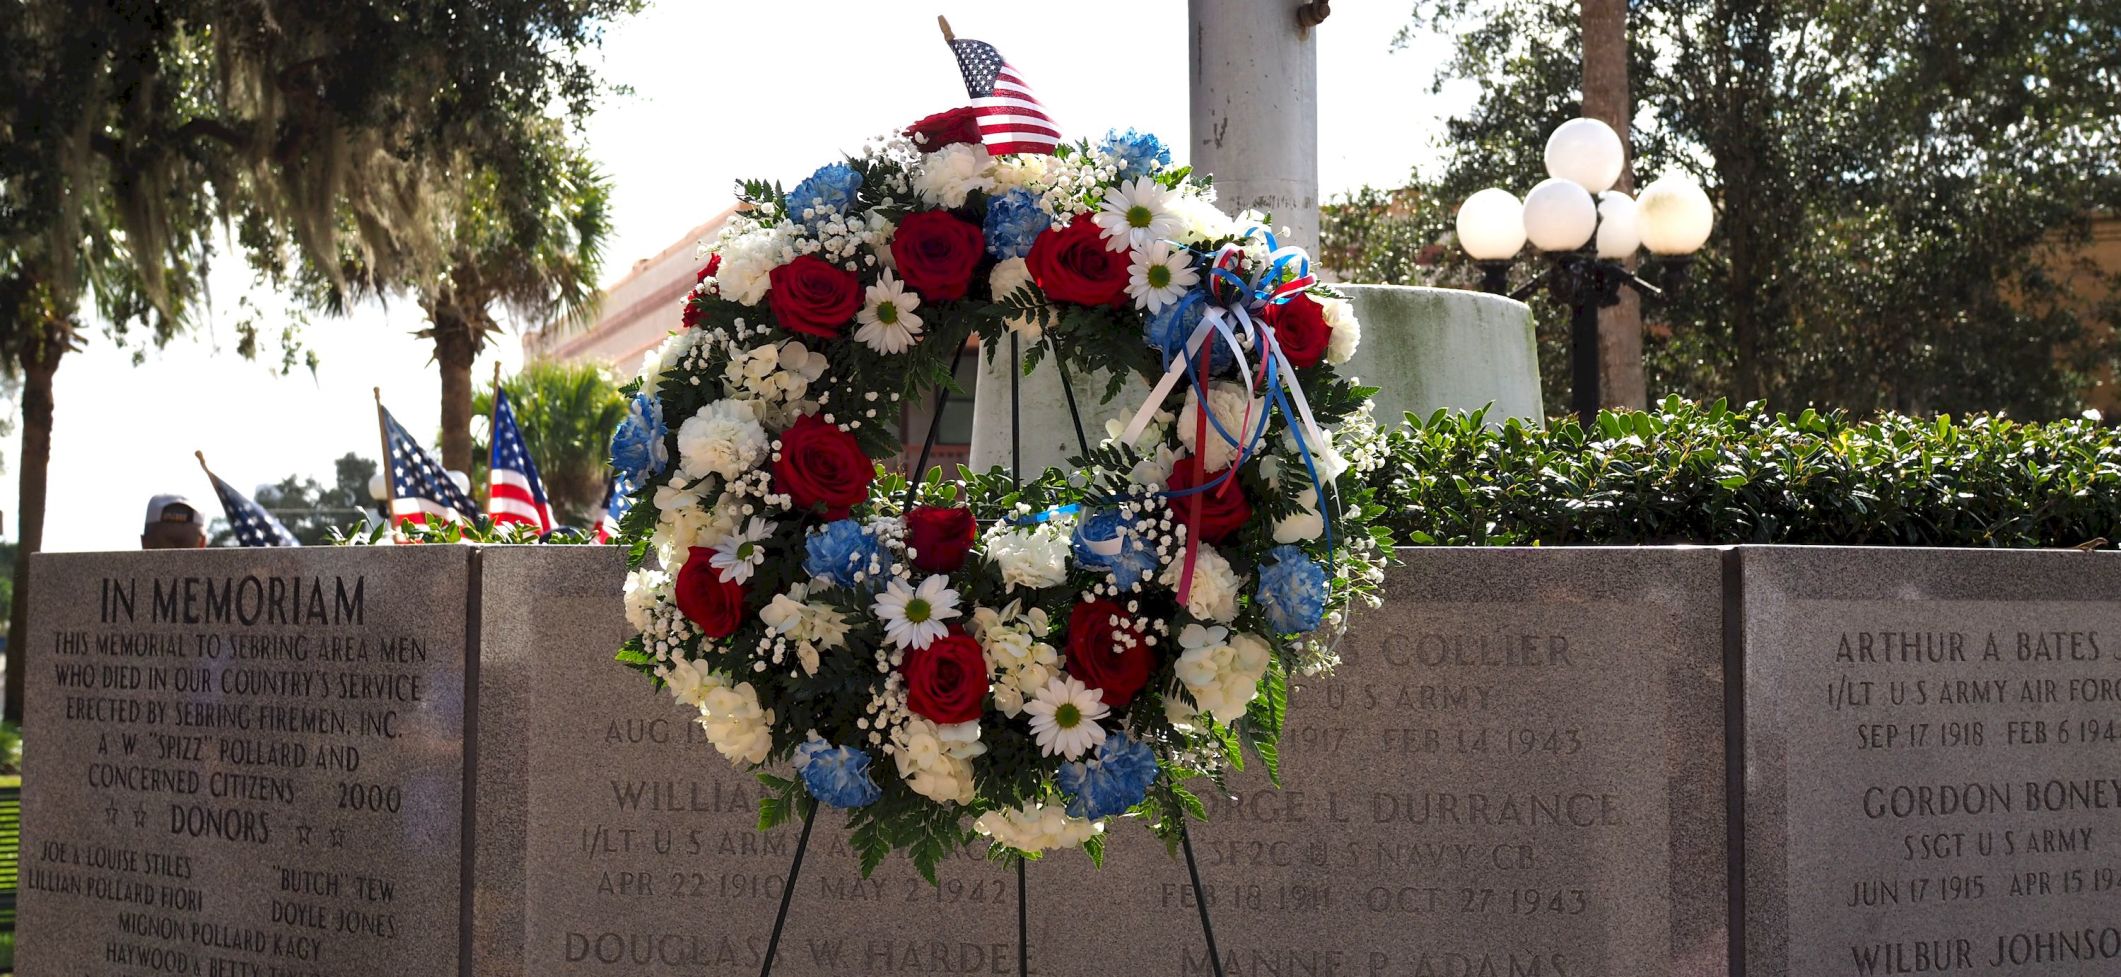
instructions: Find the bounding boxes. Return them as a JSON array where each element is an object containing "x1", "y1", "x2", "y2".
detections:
[{"x1": 5, "y1": 0, "x2": 1472, "y2": 552}]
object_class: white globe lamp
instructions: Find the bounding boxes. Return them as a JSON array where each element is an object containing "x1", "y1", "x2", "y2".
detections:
[
  {"x1": 1637, "y1": 173, "x2": 1715, "y2": 256},
  {"x1": 368, "y1": 473, "x2": 388, "y2": 501},
  {"x1": 1522, "y1": 178, "x2": 1597, "y2": 253},
  {"x1": 448, "y1": 470, "x2": 472, "y2": 495},
  {"x1": 1594, "y1": 191, "x2": 1641, "y2": 259},
  {"x1": 1544, "y1": 118, "x2": 1626, "y2": 194},
  {"x1": 1455, "y1": 188, "x2": 1527, "y2": 261}
]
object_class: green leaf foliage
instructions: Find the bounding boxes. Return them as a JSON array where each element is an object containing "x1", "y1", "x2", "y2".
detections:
[{"x1": 1375, "y1": 398, "x2": 2121, "y2": 548}]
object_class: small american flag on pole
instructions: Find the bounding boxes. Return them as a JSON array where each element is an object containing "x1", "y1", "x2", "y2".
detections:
[
  {"x1": 196, "y1": 452, "x2": 299, "y2": 547},
  {"x1": 949, "y1": 35, "x2": 1060, "y2": 156},
  {"x1": 596, "y1": 470, "x2": 635, "y2": 544},
  {"x1": 487, "y1": 388, "x2": 555, "y2": 532},
  {"x1": 376, "y1": 398, "x2": 481, "y2": 527}
]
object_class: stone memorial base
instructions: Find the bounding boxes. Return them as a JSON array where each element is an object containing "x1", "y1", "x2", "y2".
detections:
[
  {"x1": 18, "y1": 544, "x2": 2120, "y2": 976},
  {"x1": 968, "y1": 285, "x2": 1541, "y2": 476}
]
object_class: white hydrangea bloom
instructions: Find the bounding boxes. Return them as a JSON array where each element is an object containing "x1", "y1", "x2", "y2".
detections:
[
  {"x1": 1177, "y1": 381, "x2": 1268, "y2": 472},
  {"x1": 969, "y1": 603, "x2": 1059, "y2": 717},
  {"x1": 658, "y1": 656, "x2": 717, "y2": 710},
  {"x1": 1273, "y1": 487, "x2": 1325, "y2": 544},
  {"x1": 1162, "y1": 545, "x2": 1242, "y2": 623},
  {"x1": 987, "y1": 258, "x2": 1041, "y2": 342},
  {"x1": 911, "y1": 143, "x2": 995, "y2": 208},
  {"x1": 990, "y1": 153, "x2": 1052, "y2": 192},
  {"x1": 891, "y1": 716, "x2": 976, "y2": 805},
  {"x1": 983, "y1": 521, "x2": 1072, "y2": 590},
  {"x1": 622, "y1": 568, "x2": 670, "y2": 633},
  {"x1": 1170, "y1": 625, "x2": 1273, "y2": 725},
  {"x1": 697, "y1": 678, "x2": 774, "y2": 765},
  {"x1": 676, "y1": 398, "x2": 769, "y2": 484},
  {"x1": 758, "y1": 582, "x2": 850, "y2": 676},
  {"x1": 1318, "y1": 294, "x2": 1361, "y2": 364},
  {"x1": 1168, "y1": 190, "x2": 1236, "y2": 246},
  {"x1": 653, "y1": 488, "x2": 743, "y2": 570},
  {"x1": 639, "y1": 329, "x2": 699, "y2": 397},
  {"x1": 975, "y1": 801, "x2": 1102, "y2": 853}
]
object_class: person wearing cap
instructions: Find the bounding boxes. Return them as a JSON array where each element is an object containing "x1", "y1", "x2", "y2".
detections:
[{"x1": 142, "y1": 494, "x2": 207, "y2": 549}]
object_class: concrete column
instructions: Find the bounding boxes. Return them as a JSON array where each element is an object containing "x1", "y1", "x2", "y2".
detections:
[{"x1": 1189, "y1": 0, "x2": 1320, "y2": 252}]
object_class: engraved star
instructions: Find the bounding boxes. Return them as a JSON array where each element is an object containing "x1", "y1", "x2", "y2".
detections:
[
  {"x1": 104, "y1": 804, "x2": 118, "y2": 825},
  {"x1": 132, "y1": 807, "x2": 147, "y2": 828},
  {"x1": 296, "y1": 825, "x2": 314, "y2": 846},
  {"x1": 328, "y1": 828, "x2": 346, "y2": 850}
]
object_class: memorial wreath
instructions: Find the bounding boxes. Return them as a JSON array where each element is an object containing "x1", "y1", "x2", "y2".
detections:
[{"x1": 610, "y1": 113, "x2": 1391, "y2": 876}]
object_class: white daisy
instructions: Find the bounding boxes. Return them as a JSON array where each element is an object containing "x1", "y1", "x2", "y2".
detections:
[
  {"x1": 872, "y1": 574, "x2": 962, "y2": 649},
  {"x1": 709, "y1": 517, "x2": 775, "y2": 584},
  {"x1": 1126, "y1": 242, "x2": 1200, "y2": 312},
  {"x1": 1092, "y1": 178, "x2": 1183, "y2": 253},
  {"x1": 1023, "y1": 675, "x2": 1110, "y2": 759},
  {"x1": 854, "y1": 272, "x2": 924, "y2": 354}
]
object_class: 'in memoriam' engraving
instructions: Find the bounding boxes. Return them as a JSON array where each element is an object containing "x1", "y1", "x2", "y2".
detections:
[{"x1": 22, "y1": 550, "x2": 467, "y2": 977}]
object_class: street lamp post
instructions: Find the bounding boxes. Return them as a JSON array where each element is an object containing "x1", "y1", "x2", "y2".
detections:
[{"x1": 1455, "y1": 118, "x2": 1714, "y2": 421}]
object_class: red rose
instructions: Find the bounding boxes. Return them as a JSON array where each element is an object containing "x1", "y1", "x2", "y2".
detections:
[
  {"x1": 1065, "y1": 600, "x2": 1155, "y2": 708},
  {"x1": 674, "y1": 546, "x2": 745, "y2": 638},
  {"x1": 891, "y1": 212, "x2": 985, "y2": 302},
  {"x1": 904, "y1": 107, "x2": 982, "y2": 153},
  {"x1": 681, "y1": 294, "x2": 706, "y2": 329},
  {"x1": 1262, "y1": 294, "x2": 1330, "y2": 369},
  {"x1": 766, "y1": 254, "x2": 861, "y2": 338},
  {"x1": 902, "y1": 628, "x2": 987, "y2": 724},
  {"x1": 773, "y1": 414, "x2": 875, "y2": 519},
  {"x1": 697, "y1": 254, "x2": 722, "y2": 284},
  {"x1": 1026, "y1": 218, "x2": 1130, "y2": 307},
  {"x1": 906, "y1": 505, "x2": 977, "y2": 572},
  {"x1": 1167, "y1": 456, "x2": 1253, "y2": 544}
]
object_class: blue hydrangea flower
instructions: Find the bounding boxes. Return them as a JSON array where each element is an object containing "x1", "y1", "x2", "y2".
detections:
[
  {"x1": 804, "y1": 519, "x2": 881, "y2": 589},
  {"x1": 795, "y1": 739, "x2": 882, "y2": 809},
  {"x1": 609, "y1": 393, "x2": 669, "y2": 483},
  {"x1": 784, "y1": 162, "x2": 863, "y2": 222},
  {"x1": 1099, "y1": 128, "x2": 1172, "y2": 181},
  {"x1": 1058, "y1": 731, "x2": 1158, "y2": 820},
  {"x1": 1258, "y1": 545, "x2": 1328, "y2": 634},
  {"x1": 1072, "y1": 509, "x2": 1160, "y2": 590},
  {"x1": 983, "y1": 188, "x2": 1052, "y2": 260}
]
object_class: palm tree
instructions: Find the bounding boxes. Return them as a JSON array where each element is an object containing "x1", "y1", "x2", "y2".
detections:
[
  {"x1": 471, "y1": 360, "x2": 628, "y2": 527},
  {"x1": 421, "y1": 125, "x2": 611, "y2": 472}
]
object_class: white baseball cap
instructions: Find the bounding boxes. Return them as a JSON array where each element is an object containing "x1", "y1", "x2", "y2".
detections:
[{"x1": 144, "y1": 493, "x2": 205, "y2": 530}]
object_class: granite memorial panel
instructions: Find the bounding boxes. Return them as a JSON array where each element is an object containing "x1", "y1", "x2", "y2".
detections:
[
  {"x1": 476, "y1": 545, "x2": 1093, "y2": 977},
  {"x1": 1740, "y1": 547, "x2": 2121, "y2": 976},
  {"x1": 19, "y1": 546, "x2": 474, "y2": 977},
  {"x1": 1045, "y1": 547, "x2": 1731, "y2": 977},
  {"x1": 479, "y1": 546, "x2": 1727, "y2": 976}
]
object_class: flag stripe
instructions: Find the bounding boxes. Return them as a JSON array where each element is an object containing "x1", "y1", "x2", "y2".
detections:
[
  {"x1": 952, "y1": 37, "x2": 1059, "y2": 156},
  {"x1": 486, "y1": 389, "x2": 556, "y2": 533}
]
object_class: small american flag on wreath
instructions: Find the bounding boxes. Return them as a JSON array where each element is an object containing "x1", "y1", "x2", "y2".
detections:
[
  {"x1": 947, "y1": 30, "x2": 1060, "y2": 156},
  {"x1": 487, "y1": 387, "x2": 556, "y2": 532},
  {"x1": 375, "y1": 393, "x2": 481, "y2": 527}
]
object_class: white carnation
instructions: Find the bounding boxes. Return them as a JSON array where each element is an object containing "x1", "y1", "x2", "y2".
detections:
[
  {"x1": 713, "y1": 219, "x2": 797, "y2": 307},
  {"x1": 677, "y1": 399, "x2": 768, "y2": 483},
  {"x1": 912, "y1": 143, "x2": 995, "y2": 208},
  {"x1": 1161, "y1": 545, "x2": 1241, "y2": 623},
  {"x1": 1177, "y1": 381, "x2": 1268, "y2": 472},
  {"x1": 1318, "y1": 295, "x2": 1360, "y2": 364},
  {"x1": 1169, "y1": 190, "x2": 1236, "y2": 246},
  {"x1": 983, "y1": 521, "x2": 1072, "y2": 590}
]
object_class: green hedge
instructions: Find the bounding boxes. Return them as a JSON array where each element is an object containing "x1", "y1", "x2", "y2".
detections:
[{"x1": 1375, "y1": 398, "x2": 2121, "y2": 548}]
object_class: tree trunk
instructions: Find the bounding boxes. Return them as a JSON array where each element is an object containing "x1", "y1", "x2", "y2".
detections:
[
  {"x1": 1581, "y1": 0, "x2": 1647, "y2": 409},
  {"x1": 432, "y1": 307, "x2": 477, "y2": 474},
  {"x1": 6, "y1": 332, "x2": 66, "y2": 724}
]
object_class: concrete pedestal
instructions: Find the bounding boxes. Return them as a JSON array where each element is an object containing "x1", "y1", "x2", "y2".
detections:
[{"x1": 968, "y1": 285, "x2": 1542, "y2": 477}]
